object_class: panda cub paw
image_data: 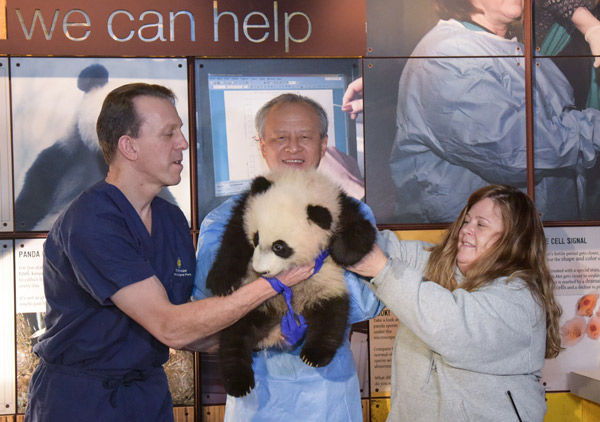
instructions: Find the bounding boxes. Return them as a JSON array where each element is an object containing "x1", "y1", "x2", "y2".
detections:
[
  {"x1": 300, "y1": 347, "x2": 336, "y2": 368},
  {"x1": 224, "y1": 367, "x2": 256, "y2": 398}
]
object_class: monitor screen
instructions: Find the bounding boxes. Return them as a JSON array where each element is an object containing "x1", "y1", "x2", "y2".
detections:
[{"x1": 195, "y1": 58, "x2": 362, "y2": 221}]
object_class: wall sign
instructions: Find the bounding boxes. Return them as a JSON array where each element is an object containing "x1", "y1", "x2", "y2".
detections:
[{"x1": 1, "y1": 0, "x2": 366, "y2": 56}]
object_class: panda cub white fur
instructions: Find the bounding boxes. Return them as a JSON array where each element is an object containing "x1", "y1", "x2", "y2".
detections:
[{"x1": 206, "y1": 168, "x2": 376, "y2": 398}]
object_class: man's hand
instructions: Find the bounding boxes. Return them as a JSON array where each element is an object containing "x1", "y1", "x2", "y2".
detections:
[
  {"x1": 277, "y1": 263, "x2": 315, "y2": 287},
  {"x1": 342, "y1": 77, "x2": 364, "y2": 120}
]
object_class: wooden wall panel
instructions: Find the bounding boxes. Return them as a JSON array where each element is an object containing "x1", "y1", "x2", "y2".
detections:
[
  {"x1": 203, "y1": 405, "x2": 225, "y2": 422},
  {"x1": 174, "y1": 406, "x2": 194, "y2": 422}
]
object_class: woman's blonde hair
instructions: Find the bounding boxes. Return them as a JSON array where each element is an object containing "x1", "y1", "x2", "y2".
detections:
[{"x1": 425, "y1": 184, "x2": 562, "y2": 358}]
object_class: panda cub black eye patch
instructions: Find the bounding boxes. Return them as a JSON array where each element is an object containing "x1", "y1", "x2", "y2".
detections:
[
  {"x1": 271, "y1": 240, "x2": 293, "y2": 258},
  {"x1": 253, "y1": 232, "x2": 259, "y2": 247}
]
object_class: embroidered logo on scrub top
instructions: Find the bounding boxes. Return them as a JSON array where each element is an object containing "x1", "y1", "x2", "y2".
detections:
[{"x1": 174, "y1": 256, "x2": 192, "y2": 278}]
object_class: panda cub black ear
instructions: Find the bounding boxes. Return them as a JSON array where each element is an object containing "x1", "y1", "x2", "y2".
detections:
[
  {"x1": 307, "y1": 205, "x2": 333, "y2": 230},
  {"x1": 250, "y1": 176, "x2": 273, "y2": 196}
]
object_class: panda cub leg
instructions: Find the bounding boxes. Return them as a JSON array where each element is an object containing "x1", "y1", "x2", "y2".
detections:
[
  {"x1": 218, "y1": 308, "x2": 277, "y2": 397},
  {"x1": 299, "y1": 295, "x2": 350, "y2": 367},
  {"x1": 219, "y1": 323, "x2": 256, "y2": 397}
]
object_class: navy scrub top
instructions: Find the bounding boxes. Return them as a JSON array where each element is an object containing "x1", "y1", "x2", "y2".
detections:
[{"x1": 26, "y1": 181, "x2": 194, "y2": 422}]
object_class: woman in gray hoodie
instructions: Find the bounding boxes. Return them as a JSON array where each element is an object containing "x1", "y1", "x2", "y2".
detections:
[{"x1": 349, "y1": 184, "x2": 562, "y2": 421}]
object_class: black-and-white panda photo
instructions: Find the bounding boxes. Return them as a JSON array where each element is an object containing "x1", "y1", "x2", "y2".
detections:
[{"x1": 11, "y1": 57, "x2": 191, "y2": 231}]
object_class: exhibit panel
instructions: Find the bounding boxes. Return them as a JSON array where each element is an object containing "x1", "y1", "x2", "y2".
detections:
[
  {"x1": 0, "y1": 240, "x2": 15, "y2": 414},
  {"x1": 366, "y1": 0, "x2": 525, "y2": 58},
  {"x1": 541, "y1": 227, "x2": 600, "y2": 391},
  {"x1": 11, "y1": 57, "x2": 191, "y2": 231},
  {"x1": 0, "y1": 58, "x2": 12, "y2": 232},
  {"x1": 363, "y1": 56, "x2": 528, "y2": 225},
  {"x1": 533, "y1": 0, "x2": 600, "y2": 61},
  {"x1": 14, "y1": 239, "x2": 44, "y2": 413},
  {"x1": 195, "y1": 57, "x2": 363, "y2": 221},
  {"x1": 532, "y1": 55, "x2": 600, "y2": 222}
]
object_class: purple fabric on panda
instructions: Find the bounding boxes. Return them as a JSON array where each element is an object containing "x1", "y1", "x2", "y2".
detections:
[{"x1": 263, "y1": 249, "x2": 330, "y2": 346}]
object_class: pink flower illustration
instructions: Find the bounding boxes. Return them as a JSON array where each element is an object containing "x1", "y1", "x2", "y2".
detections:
[
  {"x1": 576, "y1": 294, "x2": 599, "y2": 317},
  {"x1": 587, "y1": 316, "x2": 600, "y2": 340},
  {"x1": 561, "y1": 317, "x2": 586, "y2": 347}
]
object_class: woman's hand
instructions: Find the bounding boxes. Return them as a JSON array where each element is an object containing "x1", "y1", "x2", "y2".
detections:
[{"x1": 347, "y1": 244, "x2": 388, "y2": 279}]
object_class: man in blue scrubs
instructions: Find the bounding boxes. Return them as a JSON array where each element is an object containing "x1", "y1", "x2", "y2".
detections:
[
  {"x1": 24, "y1": 84, "x2": 312, "y2": 422},
  {"x1": 194, "y1": 93, "x2": 383, "y2": 422}
]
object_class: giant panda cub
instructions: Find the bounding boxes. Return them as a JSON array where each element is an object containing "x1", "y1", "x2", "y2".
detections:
[{"x1": 206, "y1": 168, "x2": 376, "y2": 397}]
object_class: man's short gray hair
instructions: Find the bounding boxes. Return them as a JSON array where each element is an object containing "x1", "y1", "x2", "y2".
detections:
[{"x1": 254, "y1": 93, "x2": 328, "y2": 140}]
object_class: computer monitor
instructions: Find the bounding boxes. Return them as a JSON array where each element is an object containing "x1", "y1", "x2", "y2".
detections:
[{"x1": 195, "y1": 58, "x2": 362, "y2": 221}]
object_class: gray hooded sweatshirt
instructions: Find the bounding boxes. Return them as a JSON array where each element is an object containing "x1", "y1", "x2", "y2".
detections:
[{"x1": 370, "y1": 231, "x2": 548, "y2": 422}]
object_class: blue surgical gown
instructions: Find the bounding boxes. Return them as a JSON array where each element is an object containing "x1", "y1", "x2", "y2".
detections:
[
  {"x1": 391, "y1": 19, "x2": 600, "y2": 222},
  {"x1": 193, "y1": 196, "x2": 383, "y2": 422},
  {"x1": 25, "y1": 181, "x2": 195, "y2": 422}
]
